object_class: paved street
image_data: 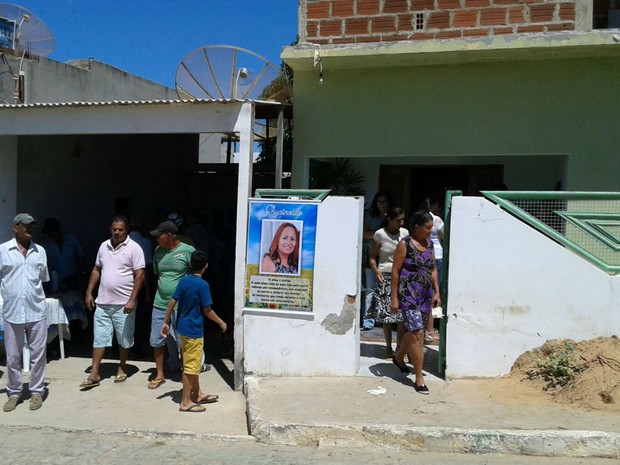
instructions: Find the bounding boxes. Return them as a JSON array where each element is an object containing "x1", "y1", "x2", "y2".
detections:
[{"x1": 2, "y1": 427, "x2": 617, "y2": 465}]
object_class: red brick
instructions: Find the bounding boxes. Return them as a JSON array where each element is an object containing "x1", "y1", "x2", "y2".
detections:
[
  {"x1": 493, "y1": 0, "x2": 538, "y2": 4},
  {"x1": 493, "y1": 26, "x2": 513, "y2": 34},
  {"x1": 411, "y1": 0, "x2": 435, "y2": 10},
  {"x1": 464, "y1": 0, "x2": 489, "y2": 6},
  {"x1": 462, "y1": 28, "x2": 490, "y2": 37},
  {"x1": 398, "y1": 14, "x2": 414, "y2": 31},
  {"x1": 331, "y1": 0, "x2": 354, "y2": 17},
  {"x1": 307, "y1": 1, "x2": 330, "y2": 20},
  {"x1": 371, "y1": 16, "x2": 397, "y2": 33},
  {"x1": 306, "y1": 21, "x2": 319, "y2": 38},
  {"x1": 319, "y1": 19, "x2": 343, "y2": 36},
  {"x1": 438, "y1": 0, "x2": 461, "y2": 9},
  {"x1": 453, "y1": 10, "x2": 478, "y2": 28},
  {"x1": 547, "y1": 22, "x2": 574, "y2": 31},
  {"x1": 559, "y1": 3, "x2": 575, "y2": 21},
  {"x1": 382, "y1": 0, "x2": 409, "y2": 14},
  {"x1": 434, "y1": 29, "x2": 462, "y2": 39},
  {"x1": 411, "y1": 32, "x2": 435, "y2": 40},
  {"x1": 529, "y1": 4, "x2": 555, "y2": 23},
  {"x1": 345, "y1": 17, "x2": 369, "y2": 34},
  {"x1": 507, "y1": 6, "x2": 525, "y2": 24},
  {"x1": 356, "y1": 0, "x2": 380, "y2": 15},
  {"x1": 355, "y1": 35, "x2": 382, "y2": 42},
  {"x1": 312, "y1": 39, "x2": 330, "y2": 44},
  {"x1": 427, "y1": 11, "x2": 450, "y2": 28},
  {"x1": 480, "y1": 8, "x2": 507, "y2": 26},
  {"x1": 517, "y1": 24, "x2": 544, "y2": 33},
  {"x1": 331, "y1": 37, "x2": 357, "y2": 43},
  {"x1": 381, "y1": 34, "x2": 412, "y2": 41}
]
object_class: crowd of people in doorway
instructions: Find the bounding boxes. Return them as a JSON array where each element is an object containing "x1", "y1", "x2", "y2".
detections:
[
  {"x1": 0, "y1": 212, "x2": 227, "y2": 413},
  {"x1": 362, "y1": 190, "x2": 444, "y2": 395}
]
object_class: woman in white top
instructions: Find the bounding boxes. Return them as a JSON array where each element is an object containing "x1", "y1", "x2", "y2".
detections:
[
  {"x1": 367, "y1": 207, "x2": 408, "y2": 358},
  {"x1": 419, "y1": 197, "x2": 444, "y2": 343}
]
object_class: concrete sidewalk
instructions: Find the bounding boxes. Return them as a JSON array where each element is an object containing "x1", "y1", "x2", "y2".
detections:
[
  {"x1": 0, "y1": 356, "x2": 250, "y2": 440},
  {"x1": 246, "y1": 342, "x2": 620, "y2": 458},
  {"x1": 1, "y1": 344, "x2": 620, "y2": 458}
]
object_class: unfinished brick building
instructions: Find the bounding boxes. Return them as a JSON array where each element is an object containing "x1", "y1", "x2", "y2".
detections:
[{"x1": 300, "y1": 1, "x2": 615, "y2": 43}]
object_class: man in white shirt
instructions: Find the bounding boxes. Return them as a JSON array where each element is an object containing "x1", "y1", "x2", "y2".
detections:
[
  {"x1": 81, "y1": 216, "x2": 145, "y2": 388},
  {"x1": 0, "y1": 213, "x2": 49, "y2": 412}
]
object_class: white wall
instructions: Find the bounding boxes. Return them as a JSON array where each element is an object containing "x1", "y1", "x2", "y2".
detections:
[
  {"x1": 243, "y1": 196, "x2": 363, "y2": 376},
  {"x1": 0, "y1": 136, "x2": 17, "y2": 242},
  {"x1": 446, "y1": 196, "x2": 620, "y2": 378}
]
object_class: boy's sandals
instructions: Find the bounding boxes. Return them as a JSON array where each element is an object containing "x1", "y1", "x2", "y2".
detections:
[
  {"x1": 194, "y1": 394, "x2": 218, "y2": 404},
  {"x1": 147, "y1": 378, "x2": 166, "y2": 390},
  {"x1": 179, "y1": 404, "x2": 206, "y2": 413}
]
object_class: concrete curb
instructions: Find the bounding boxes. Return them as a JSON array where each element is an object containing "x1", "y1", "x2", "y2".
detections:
[
  {"x1": 0, "y1": 424, "x2": 256, "y2": 443},
  {"x1": 244, "y1": 377, "x2": 620, "y2": 458}
]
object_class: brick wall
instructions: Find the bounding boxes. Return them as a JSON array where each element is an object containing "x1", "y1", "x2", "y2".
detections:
[{"x1": 301, "y1": 0, "x2": 576, "y2": 44}]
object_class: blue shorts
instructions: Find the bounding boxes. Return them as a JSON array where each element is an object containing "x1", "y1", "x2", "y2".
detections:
[
  {"x1": 150, "y1": 307, "x2": 178, "y2": 348},
  {"x1": 93, "y1": 304, "x2": 135, "y2": 349}
]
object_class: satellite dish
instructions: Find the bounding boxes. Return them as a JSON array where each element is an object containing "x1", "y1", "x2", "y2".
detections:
[
  {"x1": 175, "y1": 45, "x2": 291, "y2": 102},
  {"x1": 0, "y1": 3, "x2": 54, "y2": 57}
]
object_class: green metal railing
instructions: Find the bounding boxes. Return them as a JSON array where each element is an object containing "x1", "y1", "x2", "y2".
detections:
[
  {"x1": 482, "y1": 191, "x2": 620, "y2": 275},
  {"x1": 254, "y1": 189, "x2": 331, "y2": 200},
  {"x1": 438, "y1": 190, "x2": 461, "y2": 376}
]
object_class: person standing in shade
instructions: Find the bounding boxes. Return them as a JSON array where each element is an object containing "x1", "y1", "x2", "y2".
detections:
[
  {"x1": 148, "y1": 220, "x2": 195, "y2": 389},
  {"x1": 0, "y1": 213, "x2": 49, "y2": 412},
  {"x1": 81, "y1": 215, "x2": 145, "y2": 388},
  {"x1": 361, "y1": 191, "x2": 394, "y2": 330},
  {"x1": 367, "y1": 207, "x2": 408, "y2": 358},
  {"x1": 419, "y1": 196, "x2": 444, "y2": 344}
]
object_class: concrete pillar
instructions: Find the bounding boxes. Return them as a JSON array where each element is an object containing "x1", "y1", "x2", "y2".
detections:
[{"x1": 233, "y1": 102, "x2": 255, "y2": 390}]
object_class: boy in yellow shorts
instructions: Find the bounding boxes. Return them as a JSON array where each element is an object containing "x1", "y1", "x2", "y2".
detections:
[{"x1": 161, "y1": 250, "x2": 227, "y2": 412}]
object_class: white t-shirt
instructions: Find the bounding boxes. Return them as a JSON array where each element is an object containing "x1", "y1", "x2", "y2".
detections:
[
  {"x1": 372, "y1": 227, "x2": 409, "y2": 273},
  {"x1": 95, "y1": 236, "x2": 145, "y2": 305},
  {"x1": 430, "y1": 212, "x2": 444, "y2": 260}
]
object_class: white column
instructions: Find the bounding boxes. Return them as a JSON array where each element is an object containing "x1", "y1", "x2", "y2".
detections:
[{"x1": 233, "y1": 102, "x2": 255, "y2": 390}]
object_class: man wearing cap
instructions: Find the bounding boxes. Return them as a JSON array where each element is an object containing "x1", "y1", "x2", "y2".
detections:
[
  {"x1": 80, "y1": 215, "x2": 145, "y2": 388},
  {"x1": 147, "y1": 220, "x2": 195, "y2": 389},
  {"x1": 0, "y1": 213, "x2": 50, "y2": 412}
]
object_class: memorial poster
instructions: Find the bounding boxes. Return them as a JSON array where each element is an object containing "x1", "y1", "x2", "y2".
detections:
[{"x1": 245, "y1": 199, "x2": 318, "y2": 312}]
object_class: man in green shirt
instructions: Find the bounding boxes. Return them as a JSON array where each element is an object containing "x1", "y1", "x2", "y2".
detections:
[{"x1": 147, "y1": 221, "x2": 194, "y2": 389}]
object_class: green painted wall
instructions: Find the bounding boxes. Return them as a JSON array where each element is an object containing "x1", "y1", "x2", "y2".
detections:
[{"x1": 290, "y1": 56, "x2": 620, "y2": 192}]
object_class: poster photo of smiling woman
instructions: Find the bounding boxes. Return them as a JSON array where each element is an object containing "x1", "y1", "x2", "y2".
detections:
[{"x1": 260, "y1": 220, "x2": 303, "y2": 276}]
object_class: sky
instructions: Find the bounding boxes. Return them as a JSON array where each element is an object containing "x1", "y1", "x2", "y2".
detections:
[{"x1": 12, "y1": 0, "x2": 299, "y2": 88}]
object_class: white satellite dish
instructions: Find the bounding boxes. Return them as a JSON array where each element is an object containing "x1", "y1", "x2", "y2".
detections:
[
  {"x1": 175, "y1": 45, "x2": 291, "y2": 102},
  {"x1": 0, "y1": 3, "x2": 54, "y2": 57}
]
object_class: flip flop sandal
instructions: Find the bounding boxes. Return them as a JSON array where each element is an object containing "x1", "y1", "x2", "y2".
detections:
[
  {"x1": 179, "y1": 403, "x2": 206, "y2": 413},
  {"x1": 195, "y1": 394, "x2": 219, "y2": 404},
  {"x1": 147, "y1": 378, "x2": 165, "y2": 390},
  {"x1": 79, "y1": 378, "x2": 100, "y2": 388},
  {"x1": 114, "y1": 374, "x2": 128, "y2": 383}
]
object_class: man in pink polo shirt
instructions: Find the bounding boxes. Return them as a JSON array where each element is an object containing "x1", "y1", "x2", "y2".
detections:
[{"x1": 81, "y1": 216, "x2": 145, "y2": 388}]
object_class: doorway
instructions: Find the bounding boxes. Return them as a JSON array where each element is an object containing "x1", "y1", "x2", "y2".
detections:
[{"x1": 379, "y1": 164, "x2": 504, "y2": 215}]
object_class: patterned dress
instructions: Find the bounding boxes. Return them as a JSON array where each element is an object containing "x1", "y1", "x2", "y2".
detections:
[
  {"x1": 367, "y1": 228, "x2": 407, "y2": 324},
  {"x1": 397, "y1": 237, "x2": 435, "y2": 332}
]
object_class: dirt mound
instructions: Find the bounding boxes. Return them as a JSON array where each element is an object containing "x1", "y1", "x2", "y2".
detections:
[{"x1": 509, "y1": 336, "x2": 620, "y2": 411}]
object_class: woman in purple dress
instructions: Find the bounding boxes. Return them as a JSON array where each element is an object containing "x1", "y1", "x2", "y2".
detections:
[{"x1": 389, "y1": 210, "x2": 441, "y2": 394}]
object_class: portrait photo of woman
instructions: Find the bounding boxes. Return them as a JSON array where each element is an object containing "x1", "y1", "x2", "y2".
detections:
[{"x1": 260, "y1": 221, "x2": 302, "y2": 275}]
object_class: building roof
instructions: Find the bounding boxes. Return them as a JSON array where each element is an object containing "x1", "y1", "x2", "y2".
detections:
[{"x1": 0, "y1": 98, "x2": 292, "y2": 119}]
